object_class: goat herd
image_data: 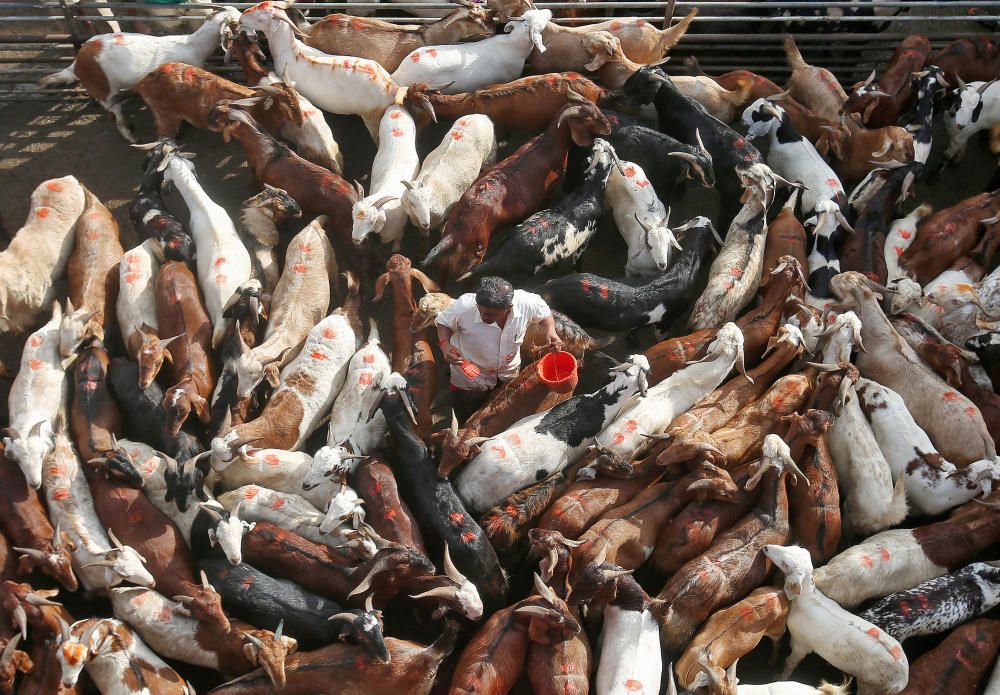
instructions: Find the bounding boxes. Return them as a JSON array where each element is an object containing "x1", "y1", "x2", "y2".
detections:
[{"x1": 3, "y1": 0, "x2": 1000, "y2": 692}]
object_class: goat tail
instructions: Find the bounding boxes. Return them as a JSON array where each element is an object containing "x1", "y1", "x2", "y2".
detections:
[
  {"x1": 783, "y1": 34, "x2": 808, "y2": 71},
  {"x1": 38, "y1": 63, "x2": 78, "y2": 88},
  {"x1": 818, "y1": 678, "x2": 853, "y2": 695},
  {"x1": 659, "y1": 8, "x2": 698, "y2": 54},
  {"x1": 885, "y1": 475, "x2": 910, "y2": 527}
]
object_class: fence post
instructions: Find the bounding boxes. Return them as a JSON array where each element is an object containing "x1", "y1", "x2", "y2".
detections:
[{"x1": 57, "y1": 0, "x2": 84, "y2": 51}]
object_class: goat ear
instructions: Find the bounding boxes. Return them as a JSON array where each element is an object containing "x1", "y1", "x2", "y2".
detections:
[{"x1": 264, "y1": 364, "x2": 281, "y2": 388}]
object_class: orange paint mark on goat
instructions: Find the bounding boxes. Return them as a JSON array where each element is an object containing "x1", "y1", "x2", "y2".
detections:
[
  {"x1": 916, "y1": 593, "x2": 931, "y2": 609},
  {"x1": 879, "y1": 547, "x2": 891, "y2": 561},
  {"x1": 890, "y1": 645, "x2": 903, "y2": 661},
  {"x1": 866, "y1": 627, "x2": 881, "y2": 639},
  {"x1": 449, "y1": 512, "x2": 465, "y2": 525},
  {"x1": 730, "y1": 267, "x2": 745, "y2": 278},
  {"x1": 323, "y1": 327, "x2": 337, "y2": 339},
  {"x1": 390, "y1": 110, "x2": 402, "y2": 120},
  {"x1": 451, "y1": 131, "x2": 464, "y2": 140},
  {"x1": 410, "y1": 52, "x2": 421, "y2": 63},
  {"x1": 363, "y1": 354, "x2": 375, "y2": 364},
  {"x1": 623, "y1": 165, "x2": 636, "y2": 177},
  {"x1": 965, "y1": 406, "x2": 979, "y2": 416},
  {"x1": 392, "y1": 127, "x2": 405, "y2": 138},
  {"x1": 28, "y1": 359, "x2": 43, "y2": 371},
  {"x1": 311, "y1": 350, "x2": 328, "y2": 361},
  {"x1": 52, "y1": 489, "x2": 70, "y2": 502},
  {"x1": 943, "y1": 391, "x2": 960, "y2": 401},
  {"x1": 461, "y1": 530, "x2": 476, "y2": 543},
  {"x1": 244, "y1": 486, "x2": 259, "y2": 500},
  {"x1": 635, "y1": 179, "x2": 650, "y2": 188},
  {"x1": 29, "y1": 336, "x2": 42, "y2": 348},
  {"x1": 508, "y1": 433, "x2": 522, "y2": 447},
  {"x1": 124, "y1": 272, "x2": 140, "y2": 285},
  {"x1": 383, "y1": 508, "x2": 397, "y2": 520},
  {"x1": 293, "y1": 263, "x2": 307, "y2": 273},
  {"x1": 610, "y1": 20, "x2": 622, "y2": 30},
  {"x1": 46, "y1": 181, "x2": 64, "y2": 192},
  {"x1": 215, "y1": 274, "x2": 228, "y2": 284},
  {"x1": 611, "y1": 432, "x2": 625, "y2": 445},
  {"x1": 358, "y1": 372, "x2": 373, "y2": 386},
  {"x1": 898, "y1": 229, "x2": 912, "y2": 239},
  {"x1": 826, "y1": 178, "x2": 839, "y2": 189},
  {"x1": 264, "y1": 453, "x2": 280, "y2": 467},
  {"x1": 599, "y1": 284, "x2": 609, "y2": 299},
  {"x1": 894, "y1": 245, "x2": 905, "y2": 257},
  {"x1": 114, "y1": 34, "x2": 125, "y2": 45},
  {"x1": 36, "y1": 207, "x2": 50, "y2": 219},
  {"x1": 860, "y1": 555, "x2": 874, "y2": 568},
  {"x1": 491, "y1": 445, "x2": 507, "y2": 459},
  {"x1": 271, "y1": 496, "x2": 285, "y2": 510},
  {"x1": 625, "y1": 680, "x2": 643, "y2": 691}
]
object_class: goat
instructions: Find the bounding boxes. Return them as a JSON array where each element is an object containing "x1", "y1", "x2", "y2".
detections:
[
  {"x1": 884, "y1": 204, "x2": 932, "y2": 287},
  {"x1": 232, "y1": 217, "x2": 335, "y2": 401},
  {"x1": 67, "y1": 188, "x2": 122, "y2": 347},
  {"x1": 898, "y1": 619, "x2": 1000, "y2": 694},
  {"x1": 38, "y1": 9, "x2": 240, "y2": 141},
  {"x1": 129, "y1": 143, "x2": 195, "y2": 265},
  {"x1": 461, "y1": 137, "x2": 619, "y2": 279},
  {"x1": 0, "y1": 176, "x2": 85, "y2": 336},
  {"x1": 813, "y1": 493, "x2": 1000, "y2": 608},
  {"x1": 817, "y1": 117, "x2": 915, "y2": 184},
  {"x1": 161, "y1": 149, "x2": 252, "y2": 349},
  {"x1": 782, "y1": 34, "x2": 847, "y2": 122},
  {"x1": 5, "y1": 303, "x2": 73, "y2": 489},
  {"x1": 422, "y1": 96, "x2": 612, "y2": 282},
  {"x1": 371, "y1": 373, "x2": 506, "y2": 609},
  {"x1": 110, "y1": 587, "x2": 296, "y2": 688},
  {"x1": 859, "y1": 562, "x2": 1000, "y2": 643},
  {"x1": 844, "y1": 34, "x2": 930, "y2": 127},
  {"x1": 349, "y1": 454, "x2": 427, "y2": 554},
  {"x1": 765, "y1": 544, "x2": 909, "y2": 694},
  {"x1": 411, "y1": 73, "x2": 608, "y2": 134},
  {"x1": 399, "y1": 115, "x2": 496, "y2": 235},
  {"x1": 602, "y1": 122, "x2": 715, "y2": 201},
  {"x1": 392, "y1": 9, "x2": 551, "y2": 94},
  {"x1": 855, "y1": 378, "x2": 997, "y2": 515},
  {"x1": 351, "y1": 105, "x2": 419, "y2": 251},
  {"x1": 156, "y1": 261, "x2": 216, "y2": 436},
  {"x1": 229, "y1": 30, "x2": 343, "y2": 172},
  {"x1": 931, "y1": 36, "x2": 1000, "y2": 86},
  {"x1": 55, "y1": 617, "x2": 195, "y2": 693},
  {"x1": 297, "y1": 5, "x2": 495, "y2": 73},
  {"x1": 213, "y1": 290, "x2": 358, "y2": 460},
  {"x1": 238, "y1": 2, "x2": 436, "y2": 140},
  {"x1": 211, "y1": 448, "x2": 334, "y2": 510},
  {"x1": 908, "y1": 67, "x2": 947, "y2": 164},
  {"x1": 116, "y1": 240, "x2": 171, "y2": 389},
  {"x1": 134, "y1": 62, "x2": 302, "y2": 141},
  {"x1": 323, "y1": 320, "x2": 390, "y2": 456},
  {"x1": 42, "y1": 431, "x2": 154, "y2": 592},
  {"x1": 70, "y1": 345, "x2": 119, "y2": 462},
  {"x1": 454, "y1": 354, "x2": 650, "y2": 514},
  {"x1": 208, "y1": 623, "x2": 457, "y2": 695},
  {"x1": 236, "y1": 186, "x2": 302, "y2": 320},
  {"x1": 605, "y1": 158, "x2": 684, "y2": 278},
  {"x1": 540, "y1": 216, "x2": 718, "y2": 333}
]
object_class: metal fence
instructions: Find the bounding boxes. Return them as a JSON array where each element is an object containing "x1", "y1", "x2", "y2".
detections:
[{"x1": 2, "y1": 0, "x2": 999, "y2": 102}]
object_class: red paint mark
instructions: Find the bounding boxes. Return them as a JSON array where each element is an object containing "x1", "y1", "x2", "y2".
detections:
[
  {"x1": 383, "y1": 508, "x2": 397, "y2": 520},
  {"x1": 158, "y1": 606, "x2": 172, "y2": 622},
  {"x1": 623, "y1": 165, "x2": 636, "y2": 178},
  {"x1": 611, "y1": 432, "x2": 625, "y2": 445},
  {"x1": 860, "y1": 555, "x2": 874, "y2": 568},
  {"x1": 890, "y1": 645, "x2": 903, "y2": 661},
  {"x1": 358, "y1": 372, "x2": 373, "y2": 386},
  {"x1": 29, "y1": 336, "x2": 42, "y2": 348},
  {"x1": 128, "y1": 508, "x2": 143, "y2": 524},
  {"x1": 724, "y1": 280, "x2": 735, "y2": 290},
  {"x1": 625, "y1": 680, "x2": 643, "y2": 691},
  {"x1": 241, "y1": 575, "x2": 254, "y2": 590},
  {"x1": 733, "y1": 137, "x2": 746, "y2": 148},
  {"x1": 52, "y1": 489, "x2": 70, "y2": 502},
  {"x1": 36, "y1": 207, "x2": 50, "y2": 219},
  {"x1": 635, "y1": 179, "x2": 650, "y2": 188},
  {"x1": 215, "y1": 274, "x2": 228, "y2": 285},
  {"x1": 826, "y1": 178, "x2": 839, "y2": 189},
  {"x1": 183, "y1": 67, "x2": 196, "y2": 82},
  {"x1": 894, "y1": 245, "x2": 905, "y2": 257},
  {"x1": 561, "y1": 662, "x2": 576, "y2": 674},
  {"x1": 392, "y1": 127, "x2": 405, "y2": 138},
  {"x1": 461, "y1": 530, "x2": 476, "y2": 543},
  {"x1": 427, "y1": 48, "x2": 438, "y2": 57},
  {"x1": 879, "y1": 547, "x2": 891, "y2": 561},
  {"x1": 214, "y1": 256, "x2": 227, "y2": 268},
  {"x1": 264, "y1": 453, "x2": 280, "y2": 467},
  {"x1": 491, "y1": 445, "x2": 507, "y2": 459},
  {"x1": 943, "y1": 391, "x2": 960, "y2": 401},
  {"x1": 899, "y1": 229, "x2": 912, "y2": 240},
  {"x1": 634, "y1": 18, "x2": 645, "y2": 26},
  {"x1": 28, "y1": 359, "x2": 43, "y2": 371},
  {"x1": 46, "y1": 181, "x2": 64, "y2": 192},
  {"x1": 323, "y1": 327, "x2": 337, "y2": 339},
  {"x1": 866, "y1": 627, "x2": 881, "y2": 639},
  {"x1": 362, "y1": 354, "x2": 376, "y2": 365},
  {"x1": 945, "y1": 222, "x2": 957, "y2": 233},
  {"x1": 451, "y1": 131, "x2": 464, "y2": 140},
  {"x1": 899, "y1": 601, "x2": 911, "y2": 617},
  {"x1": 740, "y1": 605, "x2": 756, "y2": 622},
  {"x1": 410, "y1": 52, "x2": 420, "y2": 63},
  {"x1": 293, "y1": 263, "x2": 307, "y2": 273},
  {"x1": 458, "y1": 119, "x2": 469, "y2": 127},
  {"x1": 311, "y1": 350, "x2": 328, "y2": 361},
  {"x1": 599, "y1": 284, "x2": 609, "y2": 299},
  {"x1": 271, "y1": 496, "x2": 285, "y2": 510},
  {"x1": 244, "y1": 487, "x2": 259, "y2": 500},
  {"x1": 624, "y1": 420, "x2": 638, "y2": 432},
  {"x1": 85, "y1": 229, "x2": 100, "y2": 241},
  {"x1": 508, "y1": 433, "x2": 522, "y2": 447},
  {"x1": 124, "y1": 272, "x2": 140, "y2": 285},
  {"x1": 610, "y1": 20, "x2": 622, "y2": 30},
  {"x1": 916, "y1": 593, "x2": 931, "y2": 610},
  {"x1": 730, "y1": 267, "x2": 745, "y2": 278},
  {"x1": 449, "y1": 512, "x2": 465, "y2": 525},
  {"x1": 505, "y1": 504, "x2": 519, "y2": 517},
  {"x1": 389, "y1": 110, "x2": 401, "y2": 120},
  {"x1": 114, "y1": 34, "x2": 125, "y2": 45},
  {"x1": 965, "y1": 406, "x2": 979, "y2": 417}
]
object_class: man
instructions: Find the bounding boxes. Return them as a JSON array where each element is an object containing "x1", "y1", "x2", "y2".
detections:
[{"x1": 435, "y1": 276, "x2": 562, "y2": 421}]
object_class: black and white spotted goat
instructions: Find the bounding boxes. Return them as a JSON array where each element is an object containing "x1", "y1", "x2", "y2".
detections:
[
  {"x1": 859, "y1": 561, "x2": 1000, "y2": 643},
  {"x1": 741, "y1": 97, "x2": 852, "y2": 304}
]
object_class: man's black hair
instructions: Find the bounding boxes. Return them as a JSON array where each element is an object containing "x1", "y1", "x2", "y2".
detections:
[{"x1": 475, "y1": 276, "x2": 514, "y2": 309}]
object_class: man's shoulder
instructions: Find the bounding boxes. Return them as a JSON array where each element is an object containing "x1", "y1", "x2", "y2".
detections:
[{"x1": 513, "y1": 289, "x2": 545, "y2": 305}]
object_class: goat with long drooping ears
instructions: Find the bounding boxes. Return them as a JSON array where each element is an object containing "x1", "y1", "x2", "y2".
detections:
[
  {"x1": 160, "y1": 147, "x2": 252, "y2": 349},
  {"x1": 351, "y1": 105, "x2": 419, "y2": 251},
  {"x1": 297, "y1": 4, "x2": 495, "y2": 73},
  {"x1": 461, "y1": 137, "x2": 620, "y2": 279},
  {"x1": 213, "y1": 285, "x2": 358, "y2": 459},
  {"x1": 5, "y1": 302, "x2": 73, "y2": 489},
  {"x1": 455, "y1": 354, "x2": 650, "y2": 514},
  {"x1": 38, "y1": 9, "x2": 240, "y2": 141},
  {"x1": 231, "y1": 217, "x2": 335, "y2": 401},
  {"x1": 400, "y1": 115, "x2": 495, "y2": 235},
  {"x1": 110, "y1": 587, "x2": 296, "y2": 688},
  {"x1": 236, "y1": 185, "x2": 302, "y2": 318},
  {"x1": 237, "y1": 2, "x2": 435, "y2": 140},
  {"x1": 42, "y1": 431, "x2": 154, "y2": 592},
  {"x1": 605, "y1": 158, "x2": 684, "y2": 278},
  {"x1": 0, "y1": 176, "x2": 85, "y2": 338},
  {"x1": 859, "y1": 562, "x2": 1000, "y2": 643},
  {"x1": 421, "y1": 95, "x2": 612, "y2": 283},
  {"x1": 211, "y1": 448, "x2": 335, "y2": 510},
  {"x1": 116, "y1": 239, "x2": 171, "y2": 389},
  {"x1": 392, "y1": 9, "x2": 551, "y2": 94},
  {"x1": 229, "y1": 30, "x2": 343, "y2": 173},
  {"x1": 764, "y1": 544, "x2": 909, "y2": 695},
  {"x1": 540, "y1": 217, "x2": 718, "y2": 333},
  {"x1": 372, "y1": 372, "x2": 506, "y2": 609}
]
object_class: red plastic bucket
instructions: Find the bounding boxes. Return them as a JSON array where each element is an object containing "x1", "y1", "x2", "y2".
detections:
[{"x1": 537, "y1": 351, "x2": 578, "y2": 394}]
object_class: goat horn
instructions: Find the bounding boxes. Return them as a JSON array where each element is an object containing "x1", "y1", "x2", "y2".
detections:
[
  {"x1": 400, "y1": 180, "x2": 416, "y2": 192},
  {"x1": 327, "y1": 612, "x2": 358, "y2": 623},
  {"x1": 13, "y1": 547, "x2": 48, "y2": 562},
  {"x1": 593, "y1": 540, "x2": 610, "y2": 567},
  {"x1": 0, "y1": 634, "x2": 21, "y2": 666},
  {"x1": 533, "y1": 572, "x2": 557, "y2": 604},
  {"x1": 556, "y1": 106, "x2": 585, "y2": 129},
  {"x1": 243, "y1": 632, "x2": 265, "y2": 649},
  {"x1": 640, "y1": 432, "x2": 671, "y2": 441},
  {"x1": 442, "y1": 544, "x2": 469, "y2": 585},
  {"x1": 12, "y1": 606, "x2": 26, "y2": 641},
  {"x1": 409, "y1": 587, "x2": 457, "y2": 602},
  {"x1": 449, "y1": 409, "x2": 460, "y2": 435},
  {"x1": 172, "y1": 595, "x2": 194, "y2": 604},
  {"x1": 371, "y1": 195, "x2": 398, "y2": 209},
  {"x1": 107, "y1": 528, "x2": 124, "y2": 549},
  {"x1": 559, "y1": 537, "x2": 585, "y2": 548},
  {"x1": 201, "y1": 570, "x2": 212, "y2": 590},
  {"x1": 25, "y1": 593, "x2": 61, "y2": 607}
]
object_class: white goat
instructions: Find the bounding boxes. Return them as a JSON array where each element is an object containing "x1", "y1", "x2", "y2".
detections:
[
  {"x1": 351, "y1": 105, "x2": 419, "y2": 250},
  {"x1": 855, "y1": 378, "x2": 998, "y2": 515},
  {"x1": 116, "y1": 239, "x2": 164, "y2": 373},
  {"x1": 38, "y1": 9, "x2": 240, "y2": 142},
  {"x1": 944, "y1": 80, "x2": 1000, "y2": 164},
  {"x1": 238, "y1": 2, "x2": 431, "y2": 140},
  {"x1": 391, "y1": 9, "x2": 552, "y2": 94},
  {"x1": 0, "y1": 176, "x2": 85, "y2": 336},
  {"x1": 43, "y1": 431, "x2": 154, "y2": 592},
  {"x1": 207, "y1": 447, "x2": 336, "y2": 510},
  {"x1": 324, "y1": 319, "x2": 391, "y2": 455},
  {"x1": 400, "y1": 114, "x2": 496, "y2": 234},
  {"x1": 162, "y1": 154, "x2": 252, "y2": 349},
  {"x1": 764, "y1": 544, "x2": 909, "y2": 695},
  {"x1": 4, "y1": 303, "x2": 73, "y2": 489},
  {"x1": 605, "y1": 159, "x2": 684, "y2": 278}
]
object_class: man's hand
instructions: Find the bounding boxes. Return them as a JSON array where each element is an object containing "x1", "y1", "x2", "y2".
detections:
[
  {"x1": 547, "y1": 331, "x2": 563, "y2": 353},
  {"x1": 443, "y1": 344, "x2": 464, "y2": 365}
]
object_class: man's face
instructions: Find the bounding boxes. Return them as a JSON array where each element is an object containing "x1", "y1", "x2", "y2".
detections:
[{"x1": 477, "y1": 304, "x2": 512, "y2": 325}]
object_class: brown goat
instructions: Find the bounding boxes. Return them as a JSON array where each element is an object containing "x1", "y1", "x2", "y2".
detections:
[
  {"x1": 422, "y1": 97, "x2": 611, "y2": 283},
  {"x1": 844, "y1": 34, "x2": 930, "y2": 127},
  {"x1": 135, "y1": 62, "x2": 302, "y2": 139},
  {"x1": 898, "y1": 619, "x2": 1000, "y2": 694},
  {"x1": 67, "y1": 188, "x2": 122, "y2": 345},
  {"x1": 818, "y1": 117, "x2": 915, "y2": 183},
  {"x1": 930, "y1": 36, "x2": 1000, "y2": 85}
]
